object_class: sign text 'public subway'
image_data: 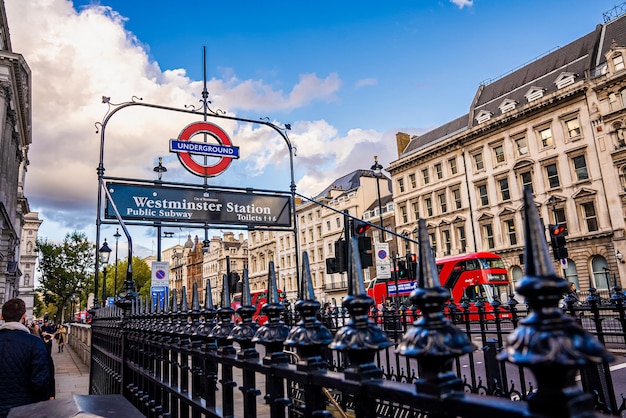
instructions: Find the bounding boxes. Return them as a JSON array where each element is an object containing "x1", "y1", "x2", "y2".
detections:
[{"x1": 105, "y1": 182, "x2": 291, "y2": 227}]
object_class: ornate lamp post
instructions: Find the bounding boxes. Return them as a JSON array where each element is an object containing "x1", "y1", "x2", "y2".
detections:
[
  {"x1": 99, "y1": 239, "x2": 112, "y2": 306},
  {"x1": 153, "y1": 157, "x2": 168, "y2": 261},
  {"x1": 370, "y1": 156, "x2": 384, "y2": 229},
  {"x1": 113, "y1": 228, "x2": 121, "y2": 300}
]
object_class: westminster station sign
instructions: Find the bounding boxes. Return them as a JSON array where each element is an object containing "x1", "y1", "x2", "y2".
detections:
[{"x1": 105, "y1": 182, "x2": 292, "y2": 227}]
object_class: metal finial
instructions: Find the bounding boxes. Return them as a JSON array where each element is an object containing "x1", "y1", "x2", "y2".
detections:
[
  {"x1": 204, "y1": 280, "x2": 214, "y2": 310},
  {"x1": 268, "y1": 261, "x2": 279, "y2": 303},
  {"x1": 242, "y1": 269, "x2": 252, "y2": 306},
  {"x1": 302, "y1": 252, "x2": 315, "y2": 300},
  {"x1": 417, "y1": 218, "x2": 439, "y2": 288}
]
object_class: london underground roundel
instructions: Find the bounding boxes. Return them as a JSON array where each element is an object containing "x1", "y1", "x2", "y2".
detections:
[{"x1": 170, "y1": 121, "x2": 240, "y2": 177}]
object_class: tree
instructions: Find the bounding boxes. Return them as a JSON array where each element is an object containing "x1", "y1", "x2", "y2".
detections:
[
  {"x1": 106, "y1": 256, "x2": 151, "y2": 300},
  {"x1": 36, "y1": 232, "x2": 95, "y2": 322}
]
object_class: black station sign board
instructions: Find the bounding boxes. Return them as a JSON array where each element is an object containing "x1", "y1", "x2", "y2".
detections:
[{"x1": 105, "y1": 182, "x2": 292, "y2": 227}]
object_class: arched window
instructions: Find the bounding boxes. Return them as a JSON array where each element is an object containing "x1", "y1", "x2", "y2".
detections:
[
  {"x1": 510, "y1": 265, "x2": 523, "y2": 293},
  {"x1": 590, "y1": 256, "x2": 610, "y2": 290},
  {"x1": 563, "y1": 258, "x2": 578, "y2": 289}
]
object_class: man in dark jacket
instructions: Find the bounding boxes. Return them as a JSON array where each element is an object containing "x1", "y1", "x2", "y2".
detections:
[{"x1": 0, "y1": 298, "x2": 51, "y2": 418}]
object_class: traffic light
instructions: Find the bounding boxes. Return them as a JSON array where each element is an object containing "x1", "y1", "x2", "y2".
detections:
[
  {"x1": 397, "y1": 260, "x2": 408, "y2": 279},
  {"x1": 548, "y1": 224, "x2": 568, "y2": 261},
  {"x1": 326, "y1": 239, "x2": 348, "y2": 274},
  {"x1": 407, "y1": 254, "x2": 417, "y2": 280},
  {"x1": 352, "y1": 220, "x2": 373, "y2": 267}
]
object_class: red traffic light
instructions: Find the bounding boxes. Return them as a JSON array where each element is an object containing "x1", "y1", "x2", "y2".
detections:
[
  {"x1": 549, "y1": 224, "x2": 567, "y2": 237},
  {"x1": 408, "y1": 253, "x2": 417, "y2": 262},
  {"x1": 354, "y1": 220, "x2": 372, "y2": 235}
]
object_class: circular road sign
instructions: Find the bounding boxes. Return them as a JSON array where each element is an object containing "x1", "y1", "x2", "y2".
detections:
[
  {"x1": 177, "y1": 121, "x2": 235, "y2": 177},
  {"x1": 377, "y1": 249, "x2": 388, "y2": 260},
  {"x1": 155, "y1": 269, "x2": 166, "y2": 280}
]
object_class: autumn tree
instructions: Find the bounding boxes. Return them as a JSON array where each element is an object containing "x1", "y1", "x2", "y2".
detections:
[
  {"x1": 36, "y1": 232, "x2": 95, "y2": 322},
  {"x1": 105, "y1": 256, "x2": 151, "y2": 300}
]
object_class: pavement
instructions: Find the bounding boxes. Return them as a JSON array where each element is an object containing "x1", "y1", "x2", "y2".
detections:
[{"x1": 52, "y1": 343, "x2": 90, "y2": 399}]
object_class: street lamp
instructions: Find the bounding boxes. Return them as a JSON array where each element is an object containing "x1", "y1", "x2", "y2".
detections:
[
  {"x1": 370, "y1": 156, "x2": 384, "y2": 230},
  {"x1": 113, "y1": 228, "x2": 121, "y2": 299},
  {"x1": 99, "y1": 239, "x2": 112, "y2": 306},
  {"x1": 153, "y1": 157, "x2": 168, "y2": 260}
]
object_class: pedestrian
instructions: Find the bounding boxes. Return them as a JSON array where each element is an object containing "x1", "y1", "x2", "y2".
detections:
[
  {"x1": 40, "y1": 318, "x2": 55, "y2": 341},
  {"x1": 54, "y1": 323, "x2": 67, "y2": 353},
  {"x1": 0, "y1": 298, "x2": 51, "y2": 418}
]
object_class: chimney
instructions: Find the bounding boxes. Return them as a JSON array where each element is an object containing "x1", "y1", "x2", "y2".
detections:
[{"x1": 396, "y1": 132, "x2": 411, "y2": 156}]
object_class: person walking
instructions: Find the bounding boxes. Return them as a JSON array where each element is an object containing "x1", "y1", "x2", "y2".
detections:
[
  {"x1": 0, "y1": 298, "x2": 51, "y2": 418},
  {"x1": 54, "y1": 323, "x2": 67, "y2": 353}
]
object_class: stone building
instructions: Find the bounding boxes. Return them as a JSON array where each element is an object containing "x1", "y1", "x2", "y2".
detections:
[
  {"x1": 202, "y1": 232, "x2": 247, "y2": 307},
  {"x1": 387, "y1": 9, "x2": 626, "y2": 292},
  {"x1": 18, "y1": 212, "x2": 41, "y2": 319},
  {"x1": 0, "y1": 1, "x2": 32, "y2": 306}
]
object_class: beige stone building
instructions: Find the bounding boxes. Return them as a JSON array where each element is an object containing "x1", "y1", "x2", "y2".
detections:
[
  {"x1": 0, "y1": 1, "x2": 32, "y2": 306},
  {"x1": 19, "y1": 212, "x2": 41, "y2": 319},
  {"x1": 387, "y1": 11, "x2": 626, "y2": 293},
  {"x1": 202, "y1": 232, "x2": 248, "y2": 307}
]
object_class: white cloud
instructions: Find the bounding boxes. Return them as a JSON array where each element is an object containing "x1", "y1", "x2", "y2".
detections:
[
  {"x1": 4, "y1": 0, "x2": 349, "y2": 249},
  {"x1": 450, "y1": 0, "x2": 474, "y2": 9}
]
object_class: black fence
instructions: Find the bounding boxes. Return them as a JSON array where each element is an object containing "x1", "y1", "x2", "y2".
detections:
[{"x1": 89, "y1": 190, "x2": 626, "y2": 417}]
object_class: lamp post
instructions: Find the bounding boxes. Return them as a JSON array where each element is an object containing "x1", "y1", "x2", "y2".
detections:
[
  {"x1": 99, "y1": 239, "x2": 112, "y2": 306},
  {"x1": 371, "y1": 156, "x2": 384, "y2": 230},
  {"x1": 153, "y1": 157, "x2": 168, "y2": 261},
  {"x1": 113, "y1": 228, "x2": 121, "y2": 300}
]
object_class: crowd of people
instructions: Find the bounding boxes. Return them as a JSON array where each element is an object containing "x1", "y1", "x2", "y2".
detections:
[{"x1": 0, "y1": 298, "x2": 68, "y2": 418}]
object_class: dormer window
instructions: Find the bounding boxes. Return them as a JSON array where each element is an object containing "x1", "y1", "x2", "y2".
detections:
[
  {"x1": 475, "y1": 110, "x2": 493, "y2": 124},
  {"x1": 555, "y1": 72, "x2": 576, "y2": 89},
  {"x1": 526, "y1": 87, "x2": 546, "y2": 102},
  {"x1": 499, "y1": 99, "x2": 517, "y2": 114},
  {"x1": 614, "y1": 53, "x2": 625, "y2": 72}
]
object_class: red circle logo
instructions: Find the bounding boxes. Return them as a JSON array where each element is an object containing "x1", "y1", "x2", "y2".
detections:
[{"x1": 176, "y1": 122, "x2": 235, "y2": 177}]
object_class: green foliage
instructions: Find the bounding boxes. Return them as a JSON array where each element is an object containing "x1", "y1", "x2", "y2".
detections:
[
  {"x1": 36, "y1": 232, "x2": 95, "y2": 322},
  {"x1": 106, "y1": 256, "x2": 151, "y2": 300}
]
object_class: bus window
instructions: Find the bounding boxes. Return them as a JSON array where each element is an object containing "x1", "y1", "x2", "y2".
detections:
[{"x1": 465, "y1": 260, "x2": 478, "y2": 271}]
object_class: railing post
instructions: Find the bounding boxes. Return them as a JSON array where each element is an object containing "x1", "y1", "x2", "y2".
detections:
[
  {"x1": 253, "y1": 261, "x2": 291, "y2": 418},
  {"x1": 285, "y1": 252, "x2": 333, "y2": 417},
  {"x1": 499, "y1": 188, "x2": 614, "y2": 417}
]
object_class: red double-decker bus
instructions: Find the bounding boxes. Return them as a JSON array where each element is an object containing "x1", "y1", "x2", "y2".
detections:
[
  {"x1": 231, "y1": 289, "x2": 286, "y2": 325},
  {"x1": 367, "y1": 252, "x2": 511, "y2": 319}
]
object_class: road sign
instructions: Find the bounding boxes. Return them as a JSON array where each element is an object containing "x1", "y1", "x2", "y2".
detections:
[
  {"x1": 151, "y1": 261, "x2": 170, "y2": 287},
  {"x1": 170, "y1": 121, "x2": 240, "y2": 177},
  {"x1": 375, "y1": 242, "x2": 391, "y2": 279}
]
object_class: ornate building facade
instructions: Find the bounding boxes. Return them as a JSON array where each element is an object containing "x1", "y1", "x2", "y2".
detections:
[
  {"x1": 388, "y1": 10, "x2": 626, "y2": 292},
  {"x1": 0, "y1": 1, "x2": 33, "y2": 306}
]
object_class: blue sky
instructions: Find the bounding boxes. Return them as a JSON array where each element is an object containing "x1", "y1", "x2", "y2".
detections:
[{"x1": 4, "y1": 0, "x2": 622, "y2": 257}]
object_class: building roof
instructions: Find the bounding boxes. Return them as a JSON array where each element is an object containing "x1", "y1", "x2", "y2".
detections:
[{"x1": 400, "y1": 13, "x2": 626, "y2": 158}]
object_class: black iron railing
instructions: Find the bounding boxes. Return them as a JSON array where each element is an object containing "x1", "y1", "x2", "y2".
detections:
[{"x1": 89, "y1": 189, "x2": 624, "y2": 417}]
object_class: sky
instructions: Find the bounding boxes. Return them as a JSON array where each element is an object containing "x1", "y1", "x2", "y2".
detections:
[{"x1": 4, "y1": 0, "x2": 623, "y2": 259}]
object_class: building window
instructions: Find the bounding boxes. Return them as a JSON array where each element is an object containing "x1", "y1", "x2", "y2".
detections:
[
  {"x1": 456, "y1": 225, "x2": 467, "y2": 253},
  {"x1": 554, "y1": 207, "x2": 566, "y2": 225},
  {"x1": 429, "y1": 233, "x2": 437, "y2": 256},
  {"x1": 438, "y1": 192, "x2": 447, "y2": 213},
  {"x1": 400, "y1": 206, "x2": 408, "y2": 223},
  {"x1": 614, "y1": 53, "x2": 625, "y2": 72},
  {"x1": 581, "y1": 201, "x2": 598, "y2": 232},
  {"x1": 397, "y1": 178, "x2": 405, "y2": 193},
  {"x1": 483, "y1": 223, "x2": 495, "y2": 249},
  {"x1": 474, "y1": 152, "x2": 484, "y2": 171},
  {"x1": 435, "y1": 163, "x2": 443, "y2": 180},
  {"x1": 409, "y1": 173, "x2": 416, "y2": 189},
  {"x1": 515, "y1": 136, "x2": 528, "y2": 156},
  {"x1": 609, "y1": 92, "x2": 620, "y2": 111},
  {"x1": 335, "y1": 217, "x2": 341, "y2": 228},
  {"x1": 477, "y1": 183, "x2": 489, "y2": 206},
  {"x1": 326, "y1": 220, "x2": 331, "y2": 231},
  {"x1": 422, "y1": 168, "x2": 430, "y2": 185},
  {"x1": 504, "y1": 219, "x2": 517, "y2": 246},
  {"x1": 412, "y1": 201, "x2": 420, "y2": 220},
  {"x1": 442, "y1": 230, "x2": 452, "y2": 256},
  {"x1": 546, "y1": 163, "x2": 560, "y2": 188},
  {"x1": 493, "y1": 144, "x2": 505, "y2": 164},
  {"x1": 565, "y1": 117, "x2": 581, "y2": 139},
  {"x1": 520, "y1": 171, "x2": 533, "y2": 193},
  {"x1": 449, "y1": 157, "x2": 458, "y2": 175},
  {"x1": 539, "y1": 126, "x2": 554, "y2": 148},
  {"x1": 425, "y1": 197, "x2": 433, "y2": 217},
  {"x1": 572, "y1": 154, "x2": 589, "y2": 181},
  {"x1": 498, "y1": 177, "x2": 510, "y2": 201},
  {"x1": 452, "y1": 188, "x2": 462, "y2": 209}
]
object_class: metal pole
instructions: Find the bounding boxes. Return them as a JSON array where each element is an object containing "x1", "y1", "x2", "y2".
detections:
[
  {"x1": 113, "y1": 228, "x2": 120, "y2": 299},
  {"x1": 102, "y1": 266, "x2": 108, "y2": 305},
  {"x1": 376, "y1": 176, "x2": 383, "y2": 229}
]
